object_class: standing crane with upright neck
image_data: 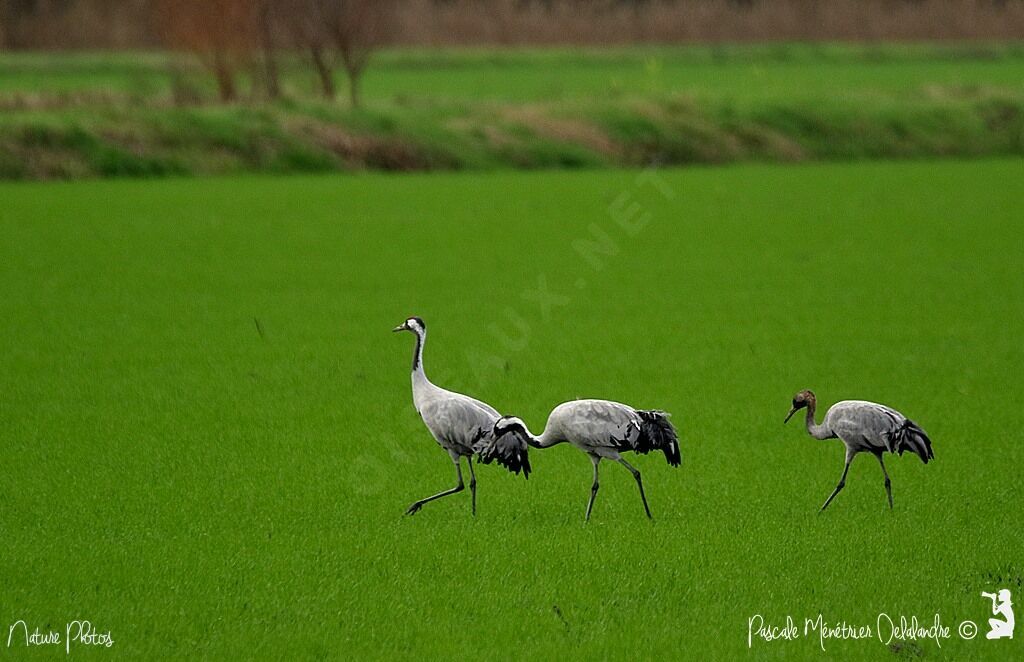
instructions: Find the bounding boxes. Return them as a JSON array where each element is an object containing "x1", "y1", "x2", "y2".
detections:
[{"x1": 393, "y1": 317, "x2": 530, "y2": 517}]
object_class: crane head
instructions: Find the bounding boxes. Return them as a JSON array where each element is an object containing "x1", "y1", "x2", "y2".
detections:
[
  {"x1": 493, "y1": 415, "x2": 527, "y2": 439},
  {"x1": 392, "y1": 317, "x2": 426, "y2": 334},
  {"x1": 493, "y1": 416, "x2": 539, "y2": 449},
  {"x1": 785, "y1": 389, "x2": 816, "y2": 423}
]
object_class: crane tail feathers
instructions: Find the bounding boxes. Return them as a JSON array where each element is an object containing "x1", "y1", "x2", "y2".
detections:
[
  {"x1": 637, "y1": 410, "x2": 681, "y2": 467},
  {"x1": 889, "y1": 419, "x2": 934, "y2": 464},
  {"x1": 473, "y1": 429, "x2": 532, "y2": 479}
]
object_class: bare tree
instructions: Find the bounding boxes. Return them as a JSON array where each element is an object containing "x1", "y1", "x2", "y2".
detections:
[
  {"x1": 0, "y1": 1, "x2": 8, "y2": 50},
  {"x1": 255, "y1": 0, "x2": 281, "y2": 99},
  {"x1": 154, "y1": 0, "x2": 255, "y2": 102},
  {"x1": 324, "y1": 0, "x2": 396, "y2": 108},
  {"x1": 284, "y1": 0, "x2": 338, "y2": 100},
  {"x1": 282, "y1": 0, "x2": 394, "y2": 107}
]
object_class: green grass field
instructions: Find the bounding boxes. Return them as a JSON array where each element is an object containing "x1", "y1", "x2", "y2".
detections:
[
  {"x1": 4, "y1": 44, "x2": 1024, "y2": 103},
  {"x1": 2, "y1": 44, "x2": 1024, "y2": 178},
  {"x1": 2, "y1": 159, "x2": 1022, "y2": 658}
]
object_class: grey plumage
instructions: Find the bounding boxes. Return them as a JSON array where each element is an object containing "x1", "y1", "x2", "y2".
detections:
[
  {"x1": 394, "y1": 317, "x2": 529, "y2": 517},
  {"x1": 785, "y1": 389, "x2": 933, "y2": 512},
  {"x1": 494, "y1": 399, "x2": 681, "y2": 521}
]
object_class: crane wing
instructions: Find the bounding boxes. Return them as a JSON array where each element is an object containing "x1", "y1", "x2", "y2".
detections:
[
  {"x1": 461, "y1": 394, "x2": 500, "y2": 418},
  {"x1": 419, "y1": 395, "x2": 498, "y2": 454},
  {"x1": 829, "y1": 401, "x2": 934, "y2": 463},
  {"x1": 418, "y1": 393, "x2": 532, "y2": 476},
  {"x1": 558, "y1": 399, "x2": 643, "y2": 448}
]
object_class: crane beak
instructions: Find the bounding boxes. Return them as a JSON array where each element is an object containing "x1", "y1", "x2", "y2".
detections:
[
  {"x1": 392, "y1": 323, "x2": 407, "y2": 333},
  {"x1": 784, "y1": 407, "x2": 797, "y2": 424}
]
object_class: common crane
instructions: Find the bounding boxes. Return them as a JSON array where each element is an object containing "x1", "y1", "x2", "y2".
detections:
[
  {"x1": 493, "y1": 400, "x2": 680, "y2": 521},
  {"x1": 785, "y1": 390, "x2": 933, "y2": 512},
  {"x1": 393, "y1": 317, "x2": 530, "y2": 516}
]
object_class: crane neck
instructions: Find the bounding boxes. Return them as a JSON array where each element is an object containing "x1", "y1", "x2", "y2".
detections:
[
  {"x1": 407, "y1": 328, "x2": 439, "y2": 413},
  {"x1": 517, "y1": 419, "x2": 561, "y2": 449},
  {"x1": 411, "y1": 328, "x2": 430, "y2": 385},
  {"x1": 804, "y1": 399, "x2": 830, "y2": 440}
]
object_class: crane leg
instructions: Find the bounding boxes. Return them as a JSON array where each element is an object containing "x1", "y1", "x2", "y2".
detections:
[
  {"x1": 405, "y1": 458, "x2": 464, "y2": 516},
  {"x1": 467, "y1": 456, "x2": 478, "y2": 516},
  {"x1": 875, "y1": 453, "x2": 893, "y2": 510},
  {"x1": 819, "y1": 452, "x2": 854, "y2": 513},
  {"x1": 618, "y1": 458, "x2": 652, "y2": 519},
  {"x1": 585, "y1": 454, "x2": 600, "y2": 522}
]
